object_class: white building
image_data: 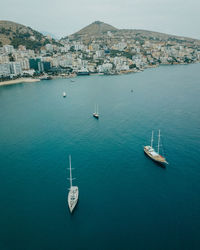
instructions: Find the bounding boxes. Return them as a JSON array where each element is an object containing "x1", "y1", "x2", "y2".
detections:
[
  {"x1": 3, "y1": 45, "x2": 14, "y2": 54},
  {"x1": 96, "y1": 50, "x2": 104, "y2": 58},
  {"x1": 10, "y1": 62, "x2": 22, "y2": 75},
  {"x1": 45, "y1": 44, "x2": 54, "y2": 52},
  {"x1": 98, "y1": 63, "x2": 112, "y2": 73},
  {"x1": 23, "y1": 69, "x2": 35, "y2": 76},
  {"x1": 73, "y1": 42, "x2": 85, "y2": 51},
  {"x1": 114, "y1": 42, "x2": 127, "y2": 51},
  {"x1": 0, "y1": 63, "x2": 11, "y2": 76},
  {"x1": 20, "y1": 59, "x2": 30, "y2": 70},
  {"x1": 0, "y1": 55, "x2": 9, "y2": 64},
  {"x1": 60, "y1": 44, "x2": 71, "y2": 52},
  {"x1": 113, "y1": 57, "x2": 122, "y2": 66}
]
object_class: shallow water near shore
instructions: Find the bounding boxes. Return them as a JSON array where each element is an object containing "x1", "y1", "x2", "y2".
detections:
[{"x1": 0, "y1": 64, "x2": 200, "y2": 250}]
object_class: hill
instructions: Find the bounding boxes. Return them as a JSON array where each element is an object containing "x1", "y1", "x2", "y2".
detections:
[
  {"x1": 0, "y1": 20, "x2": 60, "y2": 50},
  {"x1": 64, "y1": 21, "x2": 200, "y2": 45},
  {"x1": 72, "y1": 21, "x2": 117, "y2": 37}
]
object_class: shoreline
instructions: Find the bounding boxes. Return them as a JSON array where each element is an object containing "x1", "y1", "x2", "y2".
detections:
[
  {"x1": 0, "y1": 78, "x2": 40, "y2": 87},
  {"x1": 0, "y1": 62, "x2": 198, "y2": 87}
]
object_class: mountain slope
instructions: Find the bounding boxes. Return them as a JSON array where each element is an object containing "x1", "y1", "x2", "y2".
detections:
[
  {"x1": 0, "y1": 20, "x2": 59, "y2": 50},
  {"x1": 65, "y1": 21, "x2": 200, "y2": 45},
  {"x1": 75, "y1": 21, "x2": 117, "y2": 35},
  {"x1": 67, "y1": 21, "x2": 118, "y2": 40}
]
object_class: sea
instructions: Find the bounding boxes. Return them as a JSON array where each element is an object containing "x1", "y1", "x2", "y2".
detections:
[{"x1": 0, "y1": 63, "x2": 200, "y2": 250}]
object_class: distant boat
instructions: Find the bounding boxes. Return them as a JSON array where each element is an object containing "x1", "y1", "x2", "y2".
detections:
[
  {"x1": 40, "y1": 75, "x2": 52, "y2": 80},
  {"x1": 93, "y1": 104, "x2": 99, "y2": 119},
  {"x1": 144, "y1": 130, "x2": 168, "y2": 165},
  {"x1": 68, "y1": 155, "x2": 79, "y2": 213},
  {"x1": 63, "y1": 92, "x2": 66, "y2": 97},
  {"x1": 77, "y1": 68, "x2": 90, "y2": 76},
  {"x1": 70, "y1": 79, "x2": 75, "y2": 82}
]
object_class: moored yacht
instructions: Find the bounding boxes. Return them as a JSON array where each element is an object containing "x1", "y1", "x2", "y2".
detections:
[
  {"x1": 68, "y1": 155, "x2": 79, "y2": 213},
  {"x1": 77, "y1": 67, "x2": 90, "y2": 76},
  {"x1": 40, "y1": 76, "x2": 52, "y2": 80},
  {"x1": 144, "y1": 130, "x2": 168, "y2": 165},
  {"x1": 93, "y1": 104, "x2": 99, "y2": 119}
]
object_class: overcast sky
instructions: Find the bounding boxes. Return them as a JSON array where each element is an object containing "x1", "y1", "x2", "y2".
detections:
[{"x1": 1, "y1": 0, "x2": 200, "y2": 39}]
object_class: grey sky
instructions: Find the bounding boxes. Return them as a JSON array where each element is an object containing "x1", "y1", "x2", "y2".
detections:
[{"x1": 1, "y1": 0, "x2": 200, "y2": 39}]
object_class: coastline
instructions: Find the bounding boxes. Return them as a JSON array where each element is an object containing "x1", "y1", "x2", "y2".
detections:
[
  {"x1": 0, "y1": 78, "x2": 40, "y2": 87},
  {"x1": 0, "y1": 62, "x2": 198, "y2": 87}
]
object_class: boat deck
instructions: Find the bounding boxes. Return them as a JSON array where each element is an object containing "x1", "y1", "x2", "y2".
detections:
[{"x1": 144, "y1": 146, "x2": 168, "y2": 164}]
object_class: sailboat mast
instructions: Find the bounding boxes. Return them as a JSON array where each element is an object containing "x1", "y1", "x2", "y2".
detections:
[
  {"x1": 97, "y1": 104, "x2": 98, "y2": 114},
  {"x1": 69, "y1": 155, "x2": 72, "y2": 187},
  {"x1": 157, "y1": 130, "x2": 160, "y2": 154},
  {"x1": 151, "y1": 130, "x2": 154, "y2": 148}
]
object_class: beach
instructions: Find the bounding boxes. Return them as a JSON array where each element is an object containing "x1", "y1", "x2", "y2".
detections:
[{"x1": 0, "y1": 78, "x2": 40, "y2": 87}]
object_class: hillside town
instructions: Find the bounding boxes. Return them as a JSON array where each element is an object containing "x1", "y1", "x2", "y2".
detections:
[{"x1": 0, "y1": 30, "x2": 200, "y2": 81}]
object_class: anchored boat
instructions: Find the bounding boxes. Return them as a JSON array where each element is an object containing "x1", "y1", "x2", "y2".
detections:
[
  {"x1": 93, "y1": 104, "x2": 99, "y2": 119},
  {"x1": 77, "y1": 68, "x2": 90, "y2": 76},
  {"x1": 68, "y1": 155, "x2": 79, "y2": 213},
  {"x1": 144, "y1": 130, "x2": 168, "y2": 165}
]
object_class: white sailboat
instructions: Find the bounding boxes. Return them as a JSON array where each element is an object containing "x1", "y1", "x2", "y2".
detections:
[
  {"x1": 68, "y1": 155, "x2": 79, "y2": 213},
  {"x1": 63, "y1": 92, "x2": 66, "y2": 97},
  {"x1": 144, "y1": 130, "x2": 168, "y2": 165},
  {"x1": 93, "y1": 104, "x2": 99, "y2": 119}
]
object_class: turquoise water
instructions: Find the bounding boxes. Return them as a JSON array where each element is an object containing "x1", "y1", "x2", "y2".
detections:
[{"x1": 0, "y1": 64, "x2": 200, "y2": 250}]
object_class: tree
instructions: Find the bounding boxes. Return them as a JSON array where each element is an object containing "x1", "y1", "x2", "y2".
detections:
[
  {"x1": 9, "y1": 53, "x2": 15, "y2": 62},
  {"x1": 129, "y1": 64, "x2": 136, "y2": 69}
]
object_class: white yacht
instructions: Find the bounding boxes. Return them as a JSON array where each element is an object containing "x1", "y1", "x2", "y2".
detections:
[
  {"x1": 63, "y1": 92, "x2": 66, "y2": 97},
  {"x1": 144, "y1": 130, "x2": 168, "y2": 165},
  {"x1": 68, "y1": 155, "x2": 79, "y2": 213},
  {"x1": 93, "y1": 104, "x2": 99, "y2": 119},
  {"x1": 77, "y1": 67, "x2": 90, "y2": 76}
]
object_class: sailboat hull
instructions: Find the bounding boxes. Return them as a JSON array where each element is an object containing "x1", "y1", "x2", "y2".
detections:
[
  {"x1": 93, "y1": 113, "x2": 99, "y2": 119},
  {"x1": 93, "y1": 104, "x2": 99, "y2": 119},
  {"x1": 68, "y1": 186, "x2": 79, "y2": 213},
  {"x1": 144, "y1": 146, "x2": 168, "y2": 165}
]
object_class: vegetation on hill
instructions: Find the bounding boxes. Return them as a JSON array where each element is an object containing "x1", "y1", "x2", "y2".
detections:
[
  {"x1": 73, "y1": 21, "x2": 117, "y2": 36},
  {"x1": 0, "y1": 20, "x2": 60, "y2": 50},
  {"x1": 64, "y1": 21, "x2": 200, "y2": 46},
  {"x1": 1, "y1": 20, "x2": 200, "y2": 52}
]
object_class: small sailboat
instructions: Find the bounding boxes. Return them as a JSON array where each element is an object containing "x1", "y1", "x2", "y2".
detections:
[
  {"x1": 144, "y1": 130, "x2": 168, "y2": 165},
  {"x1": 93, "y1": 104, "x2": 99, "y2": 119},
  {"x1": 68, "y1": 155, "x2": 79, "y2": 213},
  {"x1": 63, "y1": 92, "x2": 66, "y2": 97}
]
